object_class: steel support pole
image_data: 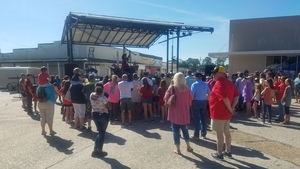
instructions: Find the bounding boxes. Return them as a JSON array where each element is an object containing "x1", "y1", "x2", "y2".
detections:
[
  {"x1": 176, "y1": 29, "x2": 180, "y2": 73},
  {"x1": 166, "y1": 31, "x2": 169, "y2": 73}
]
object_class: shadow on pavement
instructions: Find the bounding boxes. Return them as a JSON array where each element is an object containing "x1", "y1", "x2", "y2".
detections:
[
  {"x1": 101, "y1": 157, "x2": 130, "y2": 169},
  {"x1": 44, "y1": 135, "x2": 74, "y2": 154},
  {"x1": 78, "y1": 131, "x2": 127, "y2": 145},
  {"x1": 27, "y1": 112, "x2": 41, "y2": 121},
  {"x1": 192, "y1": 139, "x2": 269, "y2": 160},
  {"x1": 181, "y1": 151, "x2": 233, "y2": 169},
  {"x1": 126, "y1": 126, "x2": 162, "y2": 140}
]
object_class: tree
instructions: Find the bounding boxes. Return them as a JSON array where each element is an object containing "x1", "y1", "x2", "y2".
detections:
[
  {"x1": 202, "y1": 57, "x2": 213, "y2": 65},
  {"x1": 215, "y1": 58, "x2": 227, "y2": 66},
  {"x1": 186, "y1": 58, "x2": 200, "y2": 68},
  {"x1": 179, "y1": 60, "x2": 189, "y2": 68}
]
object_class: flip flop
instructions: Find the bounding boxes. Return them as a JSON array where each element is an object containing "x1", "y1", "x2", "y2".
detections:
[{"x1": 174, "y1": 150, "x2": 181, "y2": 155}]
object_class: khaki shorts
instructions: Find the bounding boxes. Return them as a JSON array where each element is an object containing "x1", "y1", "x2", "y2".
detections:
[
  {"x1": 211, "y1": 119, "x2": 230, "y2": 133},
  {"x1": 38, "y1": 101, "x2": 55, "y2": 124}
]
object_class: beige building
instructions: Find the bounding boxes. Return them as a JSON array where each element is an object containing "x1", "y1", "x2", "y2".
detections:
[
  {"x1": 0, "y1": 41, "x2": 163, "y2": 78},
  {"x1": 209, "y1": 15, "x2": 300, "y2": 78}
]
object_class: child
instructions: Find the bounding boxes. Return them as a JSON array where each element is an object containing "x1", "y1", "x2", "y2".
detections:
[
  {"x1": 261, "y1": 79, "x2": 274, "y2": 124},
  {"x1": 38, "y1": 66, "x2": 51, "y2": 87},
  {"x1": 71, "y1": 68, "x2": 84, "y2": 85},
  {"x1": 281, "y1": 78, "x2": 292, "y2": 125},
  {"x1": 158, "y1": 80, "x2": 168, "y2": 123},
  {"x1": 59, "y1": 81, "x2": 73, "y2": 123},
  {"x1": 251, "y1": 83, "x2": 262, "y2": 118}
]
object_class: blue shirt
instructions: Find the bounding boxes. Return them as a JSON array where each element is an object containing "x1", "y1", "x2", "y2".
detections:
[
  {"x1": 186, "y1": 75, "x2": 195, "y2": 89},
  {"x1": 37, "y1": 85, "x2": 57, "y2": 103},
  {"x1": 191, "y1": 80, "x2": 210, "y2": 101}
]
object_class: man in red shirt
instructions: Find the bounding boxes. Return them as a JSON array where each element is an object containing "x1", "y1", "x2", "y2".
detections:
[
  {"x1": 25, "y1": 74, "x2": 34, "y2": 114},
  {"x1": 209, "y1": 66, "x2": 239, "y2": 160}
]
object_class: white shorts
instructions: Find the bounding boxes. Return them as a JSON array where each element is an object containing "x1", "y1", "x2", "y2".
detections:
[{"x1": 73, "y1": 103, "x2": 86, "y2": 118}]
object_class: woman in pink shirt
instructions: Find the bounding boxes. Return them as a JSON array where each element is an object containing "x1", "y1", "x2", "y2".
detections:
[
  {"x1": 261, "y1": 79, "x2": 274, "y2": 124},
  {"x1": 164, "y1": 72, "x2": 193, "y2": 155},
  {"x1": 104, "y1": 75, "x2": 120, "y2": 123}
]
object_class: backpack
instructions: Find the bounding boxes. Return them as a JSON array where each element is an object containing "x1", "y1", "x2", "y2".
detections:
[{"x1": 38, "y1": 87, "x2": 48, "y2": 102}]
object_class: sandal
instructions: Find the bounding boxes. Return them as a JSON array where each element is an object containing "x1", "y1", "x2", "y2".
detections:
[
  {"x1": 174, "y1": 149, "x2": 181, "y2": 155},
  {"x1": 187, "y1": 147, "x2": 193, "y2": 152}
]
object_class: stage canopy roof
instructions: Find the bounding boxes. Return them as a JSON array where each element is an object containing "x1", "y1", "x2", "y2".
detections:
[{"x1": 61, "y1": 12, "x2": 214, "y2": 48}]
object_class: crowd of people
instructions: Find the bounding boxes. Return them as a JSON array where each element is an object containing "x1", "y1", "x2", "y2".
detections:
[{"x1": 17, "y1": 65, "x2": 298, "y2": 160}]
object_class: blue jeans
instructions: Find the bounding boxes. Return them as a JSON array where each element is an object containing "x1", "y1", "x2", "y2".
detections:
[
  {"x1": 276, "y1": 99, "x2": 285, "y2": 121},
  {"x1": 172, "y1": 123, "x2": 190, "y2": 145},
  {"x1": 192, "y1": 100, "x2": 207, "y2": 138},
  {"x1": 262, "y1": 102, "x2": 272, "y2": 123},
  {"x1": 93, "y1": 112, "x2": 109, "y2": 151},
  {"x1": 238, "y1": 94, "x2": 244, "y2": 107}
]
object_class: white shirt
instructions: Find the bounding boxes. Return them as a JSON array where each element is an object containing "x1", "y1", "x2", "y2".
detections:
[
  {"x1": 131, "y1": 79, "x2": 142, "y2": 102},
  {"x1": 118, "y1": 81, "x2": 133, "y2": 99}
]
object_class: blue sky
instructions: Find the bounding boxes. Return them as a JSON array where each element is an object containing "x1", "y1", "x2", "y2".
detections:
[{"x1": 0, "y1": 0, "x2": 299, "y2": 61}]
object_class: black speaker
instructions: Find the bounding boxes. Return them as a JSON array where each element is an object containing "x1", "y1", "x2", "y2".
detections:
[
  {"x1": 64, "y1": 63, "x2": 78, "y2": 77},
  {"x1": 205, "y1": 65, "x2": 216, "y2": 76}
]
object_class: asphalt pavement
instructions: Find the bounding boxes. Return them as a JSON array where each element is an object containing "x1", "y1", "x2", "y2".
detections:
[{"x1": 0, "y1": 90, "x2": 299, "y2": 169}]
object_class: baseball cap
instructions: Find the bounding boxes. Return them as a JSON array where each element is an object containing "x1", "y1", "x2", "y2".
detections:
[{"x1": 211, "y1": 66, "x2": 226, "y2": 74}]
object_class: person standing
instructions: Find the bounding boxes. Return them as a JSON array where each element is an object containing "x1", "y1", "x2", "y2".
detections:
[
  {"x1": 37, "y1": 84, "x2": 57, "y2": 135},
  {"x1": 261, "y1": 79, "x2": 275, "y2": 124},
  {"x1": 234, "y1": 72, "x2": 244, "y2": 111},
  {"x1": 164, "y1": 72, "x2": 193, "y2": 155},
  {"x1": 104, "y1": 75, "x2": 120, "y2": 123},
  {"x1": 131, "y1": 73, "x2": 142, "y2": 120},
  {"x1": 70, "y1": 80, "x2": 86, "y2": 130},
  {"x1": 25, "y1": 74, "x2": 34, "y2": 114},
  {"x1": 90, "y1": 86, "x2": 109, "y2": 157},
  {"x1": 209, "y1": 66, "x2": 239, "y2": 160},
  {"x1": 281, "y1": 78, "x2": 293, "y2": 125},
  {"x1": 83, "y1": 74, "x2": 97, "y2": 131},
  {"x1": 294, "y1": 73, "x2": 300, "y2": 103},
  {"x1": 191, "y1": 72, "x2": 210, "y2": 139},
  {"x1": 275, "y1": 76, "x2": 287, "y2": 122},
  {"x1": 19, "y1": 73, "x2": 27, "y2": 109},
  {"x1": 185, "y1": 70, "x2": 195, "y2": 89},
  {"x1": 118, "y1": 74, "x2": 133, "y2": 127}
]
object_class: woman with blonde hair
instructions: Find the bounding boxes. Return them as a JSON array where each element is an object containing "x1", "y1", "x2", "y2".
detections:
[
  {"x1": 104, "y1": 75, "x2": 120, "y2": 123},
  {"x1": 164, "y1": 72, "x2": 193, "y2": 155}
]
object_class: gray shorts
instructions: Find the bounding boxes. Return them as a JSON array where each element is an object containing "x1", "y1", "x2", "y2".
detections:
[{"x1": 120, "y1": 98, "x2": 133, "y2": 111}]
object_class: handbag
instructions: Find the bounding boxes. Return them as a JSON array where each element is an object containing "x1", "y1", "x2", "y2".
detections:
[{"x1": 166, "y1": 86, "x2": 176, "y2": 108}]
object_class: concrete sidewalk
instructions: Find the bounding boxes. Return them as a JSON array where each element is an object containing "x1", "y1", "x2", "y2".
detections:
[{"x1": 0, "y1": 91, "x2": 299, "y2": 169}]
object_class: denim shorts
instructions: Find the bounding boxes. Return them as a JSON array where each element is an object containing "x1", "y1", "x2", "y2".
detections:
[{"x1": 141, "y1": 99, "x2": 152, "y2": 104}]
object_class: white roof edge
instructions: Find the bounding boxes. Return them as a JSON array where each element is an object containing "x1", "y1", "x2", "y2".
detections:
[{"x1": 209, "y1": 50, "x2": 300, "y2": 58}]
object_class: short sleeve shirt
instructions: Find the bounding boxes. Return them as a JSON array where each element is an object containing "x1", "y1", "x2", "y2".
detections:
[
  {"x1": 90, "y1": 93, "x2": 108, "y2": 113},
  {"x1": 139, "y1": 85, "x2": 153, "y2": 100},
  {"x1": 104, "y1": 82, "x2": 120, "y2": 103},
  {"x1": 283, "y1": 86, "x2": 292, "y2": 107},
  {"x1": 118, "y1": 81, "x2": 133, "y2": 99},
  {"x1": 209, "y1": 77, "x2": 239, "y2": 120},
  {"x1": 38, "y1": 72, "x2": 50, "y2": 85},
  {"x1": 25, "y1": 79, "x2": 33, "y2": 95}
]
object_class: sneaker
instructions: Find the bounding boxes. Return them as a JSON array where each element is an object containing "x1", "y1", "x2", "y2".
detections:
[
  {"x1": 87, "y1": 126, "x2": 92, "y2": 131},
  {"x1": 222, "y1": 151, "x2": 233, "y2": 159},
  {"x1": 91, "y1": 151, "x2": 108, "y2": 158},
  {"x1": 201, "y1": 136, "x2": 207, "y2": 139},
  {"x1": 50, "y1": 131, "x2": 57, "y2": 136},
  {"x1": 268, "y1": 122, "x2": 272, "y2": 125},
  {"x1": 211, "y1": 152, "x2": 224, "y2": 160}
]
